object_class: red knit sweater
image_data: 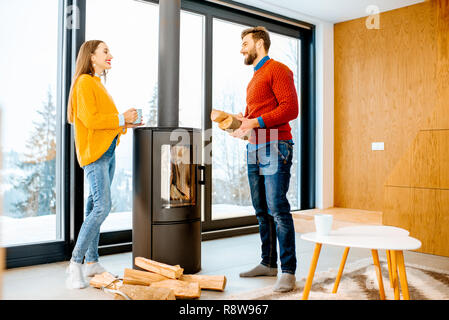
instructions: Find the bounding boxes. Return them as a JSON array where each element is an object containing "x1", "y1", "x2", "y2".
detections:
[{"x1": 244, "y1": 59, "x2": 299, "y2": 144}]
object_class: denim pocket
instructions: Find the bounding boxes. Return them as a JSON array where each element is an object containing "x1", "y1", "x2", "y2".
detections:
[
  {"x1": 279, "y1": 140, "x2": 294, "y2": 149},
  {"x1": 275, "y1": 142, "x2": 293, "y2": 164}
]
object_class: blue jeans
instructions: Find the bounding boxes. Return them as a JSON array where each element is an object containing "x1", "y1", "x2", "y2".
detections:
[
  {"x1": 71, "y1": 136, "x2": 117, "y2": 264},
  {"x1": 247, "y1": 140, "x2": 297, "y2": 274}
]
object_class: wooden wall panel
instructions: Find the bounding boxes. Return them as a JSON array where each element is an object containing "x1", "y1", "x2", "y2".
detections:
[
  {"x1": 435, "y1": 190, "x2": 449, "y2": 256},
  {"x1": 410, "y1": 188, "x2": 438, "y2": 254},
  {"x1": 336, "y1": 0, "x2": 449, "y2": 256},
  {"x1": 385, "y1": 145, "x2": 411, "y2": 187},
  {"x1": 383, "y1": 186, "x2": 412, "y2": 231},
  {"x1": 408, "y1": 188, "x2": 449, "y2": 257},
  {"x1": 385, "y1": 173, "x2": 449, "y2": 257},
  {"x1": 410, "y1": 131, "x2": 439, "y2": 189},
  {"x1": 388, "y1": 130, "x2": 449, "y2": 189},
  {"x1": 334, "y1": 1, "x2": 438, "y2": 210},
  {"x1": 438, "y1": 131, "x2": 449, "y2": 189}
]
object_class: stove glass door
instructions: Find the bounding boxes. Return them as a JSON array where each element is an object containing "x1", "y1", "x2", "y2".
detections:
[{"x1": 161, "y1": 144, "x2": 196, "y2": 208}]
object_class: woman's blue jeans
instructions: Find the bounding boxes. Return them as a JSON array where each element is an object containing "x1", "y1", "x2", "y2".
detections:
[
  {"x1": 71, "y1": 136, "x2": 117, "y2": 264},
  {"x1": 247, "y1": 140, "x2": 297, "y2": 274}
]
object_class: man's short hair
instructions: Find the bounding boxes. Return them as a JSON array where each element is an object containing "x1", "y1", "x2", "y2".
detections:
[{"x1": 241, "y1": 26, "x2": 271, "y2": 52}]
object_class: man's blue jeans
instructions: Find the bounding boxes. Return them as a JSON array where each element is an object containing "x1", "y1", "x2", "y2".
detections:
[
  {"x1": 71, "y1": 136, "x2": 117, "y2": 264},
  {"x1": 247, "y1": 140, "x2": 297, "y2": 274}
]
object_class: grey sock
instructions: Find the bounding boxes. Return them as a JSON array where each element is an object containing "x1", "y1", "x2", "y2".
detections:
[
  {"x1": 239, "y1": 264, "x2": 277, "y2": 277},
  {"x1": 273, "y1": 273, "x2": 296, "y2": 292}
]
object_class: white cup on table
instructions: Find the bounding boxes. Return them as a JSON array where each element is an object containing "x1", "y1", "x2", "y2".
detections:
[{"x1": 314, "y1": 214, "x2": 333, "y2": 236}]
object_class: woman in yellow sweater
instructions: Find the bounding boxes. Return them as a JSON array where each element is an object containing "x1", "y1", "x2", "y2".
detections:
[{"x1": 66, "y1": 40, "x2": 143, "y2": 289}]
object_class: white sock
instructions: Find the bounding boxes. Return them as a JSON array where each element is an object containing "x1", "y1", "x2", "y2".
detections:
[
  {"x1": 66, "y1": 261, "x2": 88, "y2": 289},
  {"x1": 273, "y1": 273, "x2": 296, "y2": 292},
  {"x1": 84, "y1": 262, "x2": 107, "y2": 277},
  {"x1": 239, "y1": 264, "x2": 278, "y2": 277}
]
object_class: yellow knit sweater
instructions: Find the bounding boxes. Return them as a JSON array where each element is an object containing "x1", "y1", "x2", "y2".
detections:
[{"x1": 71, "y1": 74, "x2": 126, "y2": 167}]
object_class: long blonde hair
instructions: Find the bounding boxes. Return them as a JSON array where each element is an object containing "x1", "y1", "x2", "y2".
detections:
[{"x1": 67, "y1": 40, "x2": 108, "y2": 124}]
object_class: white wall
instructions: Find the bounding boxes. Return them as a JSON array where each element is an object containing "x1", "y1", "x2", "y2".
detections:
[
  {"x1": 315, "y1": 22, "x2": 334, "y2": 210},
  {"x1": 233, "y1": 0, "x2": 335, "y2": 209}
]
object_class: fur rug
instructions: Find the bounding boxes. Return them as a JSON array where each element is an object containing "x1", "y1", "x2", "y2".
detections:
[{"x1": 226, "y1": 258, "x2": 449, "y2": 300}]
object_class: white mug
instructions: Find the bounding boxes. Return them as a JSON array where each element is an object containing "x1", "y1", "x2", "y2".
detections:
[
  {"x1": 314, "y1": 214, "x2": 333, "y2": 236},
  {"x1": 133, "y1": 109, "x2": 143, "y2": 124}
]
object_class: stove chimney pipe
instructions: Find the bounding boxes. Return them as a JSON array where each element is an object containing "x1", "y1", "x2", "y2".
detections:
[{"x1": 157, "y1": 0, "x2": 180, "y2": 128}]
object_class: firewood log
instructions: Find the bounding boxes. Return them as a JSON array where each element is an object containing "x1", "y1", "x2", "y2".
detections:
[
  {"x1": 135, "y1": 257, "x2": 184, "y2": 279},
  {"x1": 211, "y1": 109, "x2": 242, "y2": 131},
  {"x1": 210, "y1": 109, "x2": 229, "y2": 122},
  {"x1": 123, "y1": 268, "x2": 169, "y2": 286},
  {"x1": 150, "y1": 279, "x2": 201, "y2": 299},
  {"x1": 114, "y1": 284, "x2": 176, "y2": 300},
  {"x1": 180, "y1": 274, "x2": 227, "y2": 291},
  {"x1": 90, "y1": 272, "x2": 122, "y2": 290},
  {"x1": 123, "y1": 268, "x2": 227, "y2": 291},
  {"x1": 218, "y1": 115, "x2": 242, "y2": 130},
  {"x1": 169, "y1": 146, "x2": 192, "y2": 202}
]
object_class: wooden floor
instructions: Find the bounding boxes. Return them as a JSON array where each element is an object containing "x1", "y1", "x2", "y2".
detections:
[
  {"x1": 5, "y1": 231, "x2": 449, "y2": 300},
  {"x1": 292, "y1": 207, "x2": 383, "y2": 234}
]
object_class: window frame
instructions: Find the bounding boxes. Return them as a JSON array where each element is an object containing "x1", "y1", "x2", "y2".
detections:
[
  {"x1": 5, "y1": 0, "x2": 315, "y2": 267},
  {"x1": 180, "y1": 0, "x2": 316, "y2": 237},
  {"x1": 5, "y1": 0, "x2": 77, "y2": 268}
]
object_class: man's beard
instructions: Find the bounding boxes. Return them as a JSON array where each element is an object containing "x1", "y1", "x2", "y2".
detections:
[{"x1": 244, "y1": 48, "x2": 258, "y2": 65}]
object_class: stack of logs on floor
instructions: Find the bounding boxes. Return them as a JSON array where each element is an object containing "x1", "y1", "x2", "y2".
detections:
[{"x1": 89, "y1": 257, "x2": 227, "y2": 300}]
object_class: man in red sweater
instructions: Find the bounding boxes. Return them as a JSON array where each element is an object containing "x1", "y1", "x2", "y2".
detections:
[{"x1": 230, "y1": 26, "x2": 299, "y2": 292}]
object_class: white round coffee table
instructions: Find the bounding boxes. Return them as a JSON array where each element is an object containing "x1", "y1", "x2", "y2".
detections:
[
  {"x1": 300, "y1": 225, "x2": 421, "y2": 300},
  {"x1": 334, "y1": 225, "x2": 409, "y2": 236}
]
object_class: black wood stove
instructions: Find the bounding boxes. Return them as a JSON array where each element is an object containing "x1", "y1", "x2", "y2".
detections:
[
  {"x1": 132, "y1": 127, "x2": 202, "y2": 273},
  {"x1": 132, "y1": 0, "x2": 203, "y2": 273}
]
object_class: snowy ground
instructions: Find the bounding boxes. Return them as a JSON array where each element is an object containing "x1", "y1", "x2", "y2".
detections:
[
  {"x1": 0, "y1": 204, "x2": 255, "y2": 247},
  {"x1": 0, "y1": 211, "x2": 132, "y2": 246}
]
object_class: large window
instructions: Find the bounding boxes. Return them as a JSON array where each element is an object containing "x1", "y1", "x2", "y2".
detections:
[
  {"x1": 1, "y1": 0, "x2": 314, "y2": 267},
  {"x1": 211, "y1": 19, "x2": 254, "y2": 220},
  {"x1": 269, "y1": 32, "x2": 301, "y2": 211},
  {"x1": 179, "y1": 11, "x2": 204, "y2": 129},
  {"x1": 0, "y1": 0, "x2": 61, "y2": 246},
  {"x1": 85, "y1": 0, "x2": 204, "y2": 232},
  {"x1": 211, "y1": 19, "x2": 301, "y2": 221},
  {"x1": 85, "y1": 0, "x2": 159, "y2": 233}
]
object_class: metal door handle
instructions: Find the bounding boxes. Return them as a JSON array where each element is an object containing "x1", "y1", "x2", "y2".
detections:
[{"x1": 198, "y1": 165, "x2": 206, "y2": 185}]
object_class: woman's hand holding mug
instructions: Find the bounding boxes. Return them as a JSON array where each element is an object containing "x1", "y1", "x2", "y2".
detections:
[
  {"x1": 125, "y1": 121, "x2": 144, "y2": 128},
  {"x1": 123, "y1": 108, "x2": 138, "y2": 124}
]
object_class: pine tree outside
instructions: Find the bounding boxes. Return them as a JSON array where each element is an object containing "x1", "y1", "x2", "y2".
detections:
[{"x1": 0, "y1": 0, "x2": 303, "y2": 246}]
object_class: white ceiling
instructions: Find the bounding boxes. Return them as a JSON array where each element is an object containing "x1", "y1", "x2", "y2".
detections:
[{"x1": 233, "y1": 0, "x2": 426, "y2": 23}]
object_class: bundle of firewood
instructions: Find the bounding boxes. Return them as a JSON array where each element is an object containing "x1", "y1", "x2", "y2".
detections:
[
  {"x1": 89, "y1": 257, "x2": 227, "y2": 300},
  {"x1": 211, "y1": 109, "x2": 252, "y2": 140},
  {"x1": 210, "y1": 109, "x2": 242, "y2": 131}
]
